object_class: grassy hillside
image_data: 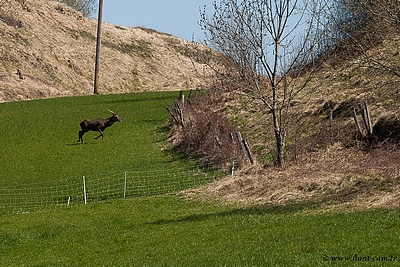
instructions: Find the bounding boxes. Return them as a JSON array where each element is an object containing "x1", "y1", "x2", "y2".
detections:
[
  {"x1": 0, "y1": 92, "x2": 225, "y2": 214},
  {"x1": 0, "y1": 92, "x2": 178, "y2": 184},
  {"x1": 182, "y1": 36, "x2": 400, "y2": 211},
  {"x1": 0, "y1": 0, "x2": 211, "y2": 102}
]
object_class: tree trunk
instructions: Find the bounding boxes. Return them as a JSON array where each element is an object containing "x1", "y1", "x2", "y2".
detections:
[
  {"x1": 274, "y1": 128, "x2": 286, "y2": 167},
  {"x1": 272, "y1": 108, "x2": 286, "y2": 167}
]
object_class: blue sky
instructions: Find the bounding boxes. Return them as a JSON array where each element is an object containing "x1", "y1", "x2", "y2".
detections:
[{"x1": 100, "y1": 0, "x2": 213, "y2": 42}]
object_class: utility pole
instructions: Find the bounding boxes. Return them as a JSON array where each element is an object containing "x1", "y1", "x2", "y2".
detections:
[{"x1": 94, "y1": 0, "x2": 104, "y2": 94}]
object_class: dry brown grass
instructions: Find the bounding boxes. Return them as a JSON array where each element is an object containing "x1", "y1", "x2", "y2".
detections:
[
  {"x1": 0, "y1": 0, "x2": 211, "y2": 102},
  {"x1": 182, "y1": 143, "x2": 400, "y2": 212}
]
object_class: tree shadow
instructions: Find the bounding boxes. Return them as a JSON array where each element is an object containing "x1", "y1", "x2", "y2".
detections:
[
  {"x1": 148, "y1": 199, "x2": 328, "y2": 225},
  {"x1": 148, "y1": 170, "x2": 400, "y2": 226}
]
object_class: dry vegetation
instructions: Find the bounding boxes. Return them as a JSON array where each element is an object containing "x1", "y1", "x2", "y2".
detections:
[
  {"x1": 0, "y1": 0, "x2": 211, "y2": 102},
  {"x1": 178, "y1": 36, "x2": 400, "y2": 212},
  {"x1": 167, "y1": 90, "x2": 251, "y2": 168}
]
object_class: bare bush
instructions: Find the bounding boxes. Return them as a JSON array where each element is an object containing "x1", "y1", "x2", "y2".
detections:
[
  {"x1": 168, "y1": 90, "x2": 250, "y2": 168},
  {"x1": 319, "y1": 0, "x2": 400, "y2": 72},
  {"x1": 56, "y1": 0, "x2": 97, "y2": 17},
  {"x1": 371, "y1": 114, "x2": 400, "y2": 143}
]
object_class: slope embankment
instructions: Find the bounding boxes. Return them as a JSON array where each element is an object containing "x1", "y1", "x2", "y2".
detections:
[{"x1": 0, "y1": 0, "x2": 209, "y2": 102}]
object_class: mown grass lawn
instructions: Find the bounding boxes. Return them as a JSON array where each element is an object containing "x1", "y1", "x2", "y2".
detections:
[{"x1": 0, "y1": 196, "x2": 399, "y2": 266}]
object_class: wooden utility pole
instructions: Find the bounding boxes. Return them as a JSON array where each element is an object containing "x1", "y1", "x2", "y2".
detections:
[{"x1": 94, "y1": 0, "x2": 104, "y2": 94}]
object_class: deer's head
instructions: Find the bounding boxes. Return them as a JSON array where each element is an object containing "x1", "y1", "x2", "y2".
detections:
[{"x1": 109, "y1": 110, "x2": 122, "y2": 123}]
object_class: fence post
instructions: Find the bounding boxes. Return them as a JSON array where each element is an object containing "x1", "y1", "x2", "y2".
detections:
[
  {"x1": 242, "y1": 139, "x2": 254, "y2": 164},
  {"x1": 231, "y1": 158, "x2": 236, "y2": 176},
  {"x1": 124, "y1": 171, "x2": 127, "y2": 199},
  {"x1": 83, "y1": 176, "x2": 87, "y2": 205}
]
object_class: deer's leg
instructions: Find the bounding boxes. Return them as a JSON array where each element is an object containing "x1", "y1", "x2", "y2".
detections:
[
  {"x1": 77, "y1": 130, "x2": 85, "y2": 143},
  {"x1": 94, "y1": 129, "x2": 104, "y2": 141}
]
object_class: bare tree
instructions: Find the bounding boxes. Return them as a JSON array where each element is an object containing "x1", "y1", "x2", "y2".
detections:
[
  {"x1": 56, "y1": 0, "x2": 97, "y2": 17},
  {"x1": 318, "y1": 0, "x2": 400, "y2": 75},
  {"x1": 199, "y1": 0, "x2": 322, "y2": 167},
  {"x1": 348, "y1": 0, "x2": 400, "y2": 78}
]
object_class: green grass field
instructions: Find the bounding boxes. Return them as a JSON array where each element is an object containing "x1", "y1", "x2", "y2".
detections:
[
  {"x1": 0, "y1": 92, "x2": 399, "y2": 266},
  {"x1": 1, "y1": 196, "x2": 399, "y2": 266},
  {"x1": 0, "y1": 92, "x2": 221, "y2": 214},
  {"x1": 0, "y1": 92, "x2": 183, "y2": 185}
]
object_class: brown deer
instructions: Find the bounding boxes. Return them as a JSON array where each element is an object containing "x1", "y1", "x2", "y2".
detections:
[{"x1": 77, "y1": 110, "x2": 122, "y2": 144}]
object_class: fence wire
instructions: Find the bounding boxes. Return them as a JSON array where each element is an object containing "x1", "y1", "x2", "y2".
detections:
[{"x1": 0, "y1": 159, "x2": 230, "y2": 215}]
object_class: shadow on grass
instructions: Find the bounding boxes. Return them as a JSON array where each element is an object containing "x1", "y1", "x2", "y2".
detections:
[
  {"x1": 92, "y1": 94, "x2": 179, "y2": 105},
  {"x1": 66, "y1": 142, "x2": 100, "y2": 146},
  {"x1": 149, "y1": 199, "x2": 327, "y2": 225},
  {"x1": 159, "y1": 186, "x2": 400, "y2": 226},
  {"x1": 66, "y1": 142, "x2": 81, "y2": 146},
  {"x1": 149, "y1": 173, "x2": 400, "y2": 226}
]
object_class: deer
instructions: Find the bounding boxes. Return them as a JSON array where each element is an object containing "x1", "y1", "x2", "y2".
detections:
[{"x1": 77, "y1": 110, "x2": 122, "y2": 144}]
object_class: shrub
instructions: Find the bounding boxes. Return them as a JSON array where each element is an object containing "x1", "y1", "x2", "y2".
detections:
[
  {"x1": 372, "y1": 114, "x2": 400, "y2": 143},
  {"x1": 168, "y1": 90, "x2": 248, "y2": 168}
]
